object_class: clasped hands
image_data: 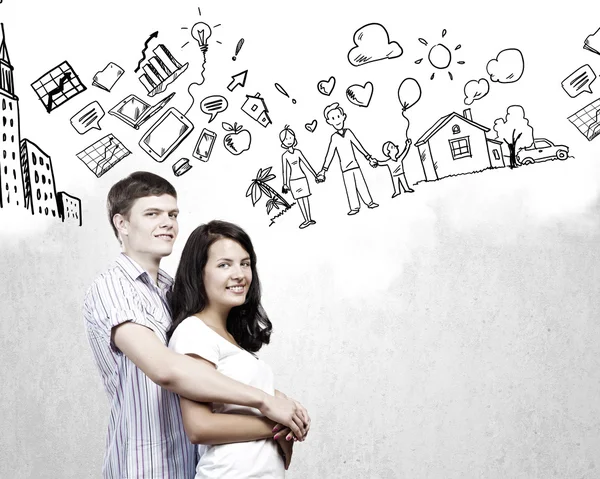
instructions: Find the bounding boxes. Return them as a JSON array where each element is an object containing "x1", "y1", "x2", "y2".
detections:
[{"x1": 270, "y1": 390, "x2": 310, "y2": 470}]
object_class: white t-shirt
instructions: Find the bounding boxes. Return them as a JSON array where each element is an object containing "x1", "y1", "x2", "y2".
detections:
[{"x1": 169, "y1": 316, "x2": 285, "y2": 479}]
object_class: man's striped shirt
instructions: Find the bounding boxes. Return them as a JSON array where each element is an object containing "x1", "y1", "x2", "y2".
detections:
[{"x1": 83, "y1": 253, "x2": 196, "y2": 478}]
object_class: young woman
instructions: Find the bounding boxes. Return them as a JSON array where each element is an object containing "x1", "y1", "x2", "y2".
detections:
[
  {"x1": 167, "y1": 220, "x2": 297, "y2": 478},
  {"x1": 279, "y1": 125, "x2": 318, "y2": 229}
]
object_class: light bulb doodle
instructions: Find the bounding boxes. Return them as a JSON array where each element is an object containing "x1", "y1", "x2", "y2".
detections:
[
  {"x1": 191, "y1": 22, "x2": 212, "y2": 53},
  {"x1": 181, "y1": 17, "x2": 221, "y2": 115}
]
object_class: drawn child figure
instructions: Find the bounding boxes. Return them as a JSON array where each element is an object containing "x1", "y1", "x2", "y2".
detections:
[
  {"x1": 377, "y1": 138, "x2": 415, "y2": 197},
  {"x1": 280, "y1": 125, "x2": 318, "y2": 229}
]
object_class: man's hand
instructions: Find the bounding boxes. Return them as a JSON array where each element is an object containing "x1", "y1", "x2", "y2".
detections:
[
  {"x1": 282, "y1": 184, "x2": 290, "y2": 194},
  {"x1": 275, "y1": 433, "x2": 294, "y2": 470},
  {"x1": 260, "y1": 394, "x2": 310, "y2": 441}
]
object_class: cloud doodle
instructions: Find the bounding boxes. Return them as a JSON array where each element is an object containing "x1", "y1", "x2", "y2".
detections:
[
  {"x1": 486, "y1": 48, "x2": 524, "y2": 83},
  {"x1": 347, "y1": 23, "x2": 402, "y2": 66},
  {"x1": 463, "y1": 78, "x2": 490, "y2": 105}
]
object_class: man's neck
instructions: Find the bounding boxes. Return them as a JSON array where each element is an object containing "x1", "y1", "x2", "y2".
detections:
[{"x1": 123, "y1": 250, "x2": 161, "y2": 285}]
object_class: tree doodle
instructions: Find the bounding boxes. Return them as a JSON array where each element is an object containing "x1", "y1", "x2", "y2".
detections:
[
  {"x1": 493, "y1": 105, "x2": 534, "y2": 168},
  {"x1": 246, "y1": 167, "x2": 293, "y2": 222}
]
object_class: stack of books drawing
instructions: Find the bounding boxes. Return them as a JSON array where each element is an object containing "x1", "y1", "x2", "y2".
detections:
[
  {"x1": 138, "y1": 44, "x2": 188, "y2": 97},
  {"x1": 568, "y1": 98, "x2": 600, "y2": 141}
]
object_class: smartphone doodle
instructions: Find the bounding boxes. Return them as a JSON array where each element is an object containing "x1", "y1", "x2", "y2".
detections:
[{"x1": 192, "y1": 128, "x2": 217, "y2": 162}]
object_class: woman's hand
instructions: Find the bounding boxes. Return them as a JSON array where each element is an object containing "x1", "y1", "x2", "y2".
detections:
[{"x1": 272, "y1": 390, "x2": 310, "y2": 441}]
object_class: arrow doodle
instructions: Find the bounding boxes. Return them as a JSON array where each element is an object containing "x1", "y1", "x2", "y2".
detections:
[
  {"x1": 46, "y1": 72, "x2": 72, "y2": 113},
  {"x1": 134, "y1": 31, "x2": 159, "y2": 73},
  {"x1": 227, "y1": 70, "x2": 248, "y2": 91}
]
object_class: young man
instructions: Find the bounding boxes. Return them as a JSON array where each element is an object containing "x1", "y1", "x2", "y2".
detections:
[
  {"x1": 83, "y1": 171, "x2": 309, "y2": 478},
  {"x1": 317, "y1": 102, "x2": 379, "y2": 215},
  {"x1": 378, "y1": 138, "x2": 415, "y2": 198}
]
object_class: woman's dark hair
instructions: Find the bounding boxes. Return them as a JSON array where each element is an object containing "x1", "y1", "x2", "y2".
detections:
[{"x1": 167, "y1": 220, "x2": 272, "y2": 352}]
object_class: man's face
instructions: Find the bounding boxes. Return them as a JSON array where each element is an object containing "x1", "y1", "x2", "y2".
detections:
[
  {"x1": 387, "y1": 143, "x2": 399, "y2": 158},
  {"x1": 326, "y1": 109, "x2": 346, "y2": 130},
  {"x1": 116, "y1": 194, "x2": 179, "y2": 260}
]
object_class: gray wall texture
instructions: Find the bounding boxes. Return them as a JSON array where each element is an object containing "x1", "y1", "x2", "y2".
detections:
[{"x1": 1, "y1": 0, "x2": 600, "y2": 477}]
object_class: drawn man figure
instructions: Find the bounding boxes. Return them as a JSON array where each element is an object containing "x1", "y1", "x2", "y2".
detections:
[
  {"x1": 316, "y1": 103, "x2": 379, "y2": 215},
  {"x1": 83, "y1": 171, "x2": 310, "y2": 478},
  {"x1": 377, "y1": 138, "x2": 415, "y2": 197}
]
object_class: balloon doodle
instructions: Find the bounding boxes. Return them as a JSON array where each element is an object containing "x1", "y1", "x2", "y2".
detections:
[{"x1": 398, "y1": 77, "x2": 422, "y2": 137}]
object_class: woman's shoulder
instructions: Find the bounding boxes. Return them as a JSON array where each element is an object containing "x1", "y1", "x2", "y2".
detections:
[{"x1": 169, "y1": 316, "x2": 205, "y2": 342}]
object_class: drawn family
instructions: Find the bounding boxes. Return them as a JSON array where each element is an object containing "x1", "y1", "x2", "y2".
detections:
[
  {"x1": 279, "y1": 102, "x2": 415, "y2": 228},
  {"x1": 83, "y1": 172, "x2": 310, "y2": 478}
]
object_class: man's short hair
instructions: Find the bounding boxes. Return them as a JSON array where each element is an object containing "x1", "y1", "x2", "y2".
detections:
[
  {"x1": 323, "y1": 102, "x2": 344, "y2": 120},
  {"x1": 106, "y1": 171, "x2": 177, "y2": 240}
]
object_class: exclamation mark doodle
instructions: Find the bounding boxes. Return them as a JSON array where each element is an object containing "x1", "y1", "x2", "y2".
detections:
[
  {"x1": 274, "y1": 83, "x2": 296, "y2": 104},
  {"x1": 232, "y1": 38, "x2": 244, "y2": 61}
]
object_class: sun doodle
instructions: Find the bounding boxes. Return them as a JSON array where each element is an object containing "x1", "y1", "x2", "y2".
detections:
[{"x1": 415, "y1": 29, "x2": 465, "y2": 80}]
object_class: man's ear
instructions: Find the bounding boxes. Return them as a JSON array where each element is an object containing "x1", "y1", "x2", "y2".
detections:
[{"x1": 113, "y1": 213, "x2": 128, "y2": 239}]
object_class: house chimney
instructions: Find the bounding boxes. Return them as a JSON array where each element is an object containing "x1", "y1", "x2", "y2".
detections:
[{"x1": 463, "y1": 108, "x2": 472, "y2": 121}]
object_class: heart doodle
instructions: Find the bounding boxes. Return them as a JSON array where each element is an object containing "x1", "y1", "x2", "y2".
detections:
[
  {"x1": 305, "y1": 120, "x2": 318, "y2": 132},
  {"x1": 317, "y1": 76, "x2": 336, "y2": 96},
  {"x1": 346, "y1": 81, "x2": 373, "y2": 107}
]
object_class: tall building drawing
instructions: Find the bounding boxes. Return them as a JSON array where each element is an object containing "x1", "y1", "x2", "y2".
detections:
[
  {"x1": 20, "y1": 139, "x2": 59, "y2": 218},
  {"x1": 56, "y1": 191, "x2": 82, "y2": 226},
  {"x1": 0, "y1": 23, "x2": 82, "y2": 226},
  {"x1": 0, "y1": 23, "x2": 24, "y2": 209}
]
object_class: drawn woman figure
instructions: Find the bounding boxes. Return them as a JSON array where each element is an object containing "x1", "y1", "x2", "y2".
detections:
[
  {"x1": 168, "y1": 220, "x2": 306, "y2": 478},
  {"x1": 280, "y1": 125, "x2": 318, "y2": 229}
]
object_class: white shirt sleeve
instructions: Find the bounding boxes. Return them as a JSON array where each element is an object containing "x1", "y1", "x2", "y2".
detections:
[{"x1": 168, "y1": 318, "x2": 220, "y2": 366}]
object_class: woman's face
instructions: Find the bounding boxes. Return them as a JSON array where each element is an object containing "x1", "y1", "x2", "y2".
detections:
[
  {"x1": 282, "y1": 130, "x2": 295, "y2": 148},
  {"x1": 203, "y1": 238, "x2": 253, "y2": 312}
]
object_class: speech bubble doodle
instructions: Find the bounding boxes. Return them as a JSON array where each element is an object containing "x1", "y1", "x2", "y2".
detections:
[
  {"x1": 70, "y1": 101, "x2": 105, "y2": 135},
  {"x1": 200, "y1": 95, "x2": 228, "y2": 123},
  {"x1": 561, "y1": 65, "x2": 596, "y2": 98}
]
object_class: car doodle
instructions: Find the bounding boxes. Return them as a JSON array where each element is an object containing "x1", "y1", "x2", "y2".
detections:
[{"x1": 516, "y1": 138, "x2": 569, "y2": 165}]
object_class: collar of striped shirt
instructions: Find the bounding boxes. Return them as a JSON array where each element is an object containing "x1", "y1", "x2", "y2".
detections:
[{"x1": 115, "y1": 253, "x2": 173, "y2": 292}]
